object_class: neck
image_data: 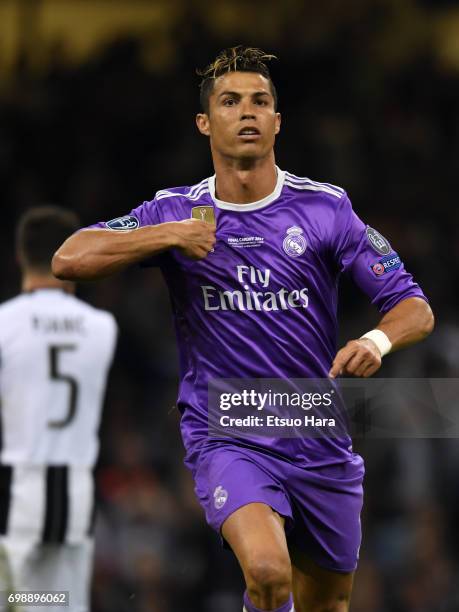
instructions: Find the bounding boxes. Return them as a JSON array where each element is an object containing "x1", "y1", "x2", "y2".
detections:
[
  {"x1": 212, "y1": 151, "x2": 277, "y2": 204},
  {"x1": 22, "y1": 271, "x2": 75, "y2": 294}
]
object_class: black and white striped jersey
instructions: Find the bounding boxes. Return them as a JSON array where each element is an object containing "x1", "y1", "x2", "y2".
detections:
[{"x1": 0, "y1": 289, "x2": 117, "y2": 543}]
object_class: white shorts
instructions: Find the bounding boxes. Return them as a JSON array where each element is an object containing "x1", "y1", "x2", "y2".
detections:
[{"x1": 0, "y1": 537, "x2": 93, "y2": 612}]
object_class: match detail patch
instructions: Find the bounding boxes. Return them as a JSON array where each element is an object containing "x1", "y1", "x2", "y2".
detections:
[
  {"x1": 366, "y1": 227, "x2": 391, "y2": 255},
  {"x1": 371, "y1": 254, "x2": 402, "y2": 276},
  {"x1": 105, "y1": 215, "x2": 139, "y2": 230}
]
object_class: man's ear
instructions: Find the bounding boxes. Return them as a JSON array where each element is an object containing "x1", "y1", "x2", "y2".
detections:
[
  {"x1": 275, "y1": 112, "x2": 281, "y2": 135},
  {"x1": 196, "y1": 113, "x2": 210, "y2": 136}
]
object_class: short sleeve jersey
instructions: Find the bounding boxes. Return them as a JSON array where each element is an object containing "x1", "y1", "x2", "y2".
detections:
[
  {"x1": 89, "y1": 169, "x2": 426, "y2": 469},
  {"x1": 0, "y1": 289, "x2": 117, "y2": 467}
]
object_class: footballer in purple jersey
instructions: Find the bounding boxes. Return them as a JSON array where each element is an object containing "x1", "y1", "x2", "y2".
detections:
[{"x1": 54, "y1": 47, "x2": 434, "y2": 612}]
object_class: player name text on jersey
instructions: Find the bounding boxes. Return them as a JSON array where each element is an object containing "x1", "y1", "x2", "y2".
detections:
[{"x1": 32, "y1": 315, "x2": 86, "y2": 334}]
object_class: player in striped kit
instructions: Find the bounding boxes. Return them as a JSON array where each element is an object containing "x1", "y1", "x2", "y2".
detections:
[
  {"x1": 0, "y1": 207, "x2": 117, "y2": 611},
  {"x1": 53, "y1": 48, "x2": 434, "y2": 612}
]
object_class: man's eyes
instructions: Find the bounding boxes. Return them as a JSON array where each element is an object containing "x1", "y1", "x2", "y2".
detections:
[{"x1": 222, "y1": 98, "x2": 268, "y2": 106}]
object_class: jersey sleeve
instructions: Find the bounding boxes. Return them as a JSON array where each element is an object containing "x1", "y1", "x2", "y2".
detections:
[
  {"x1": 83, "y1": 198, "x2": 165, "y2": 267},
  {"x1": 331, "y1": 194, "x2": 428, "y2": 313},
  {"x1": 84, "y1": 198, "x2": 161, "y2": 231}
]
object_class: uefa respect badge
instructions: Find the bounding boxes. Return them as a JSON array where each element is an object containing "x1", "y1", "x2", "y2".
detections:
[{"x1": 370, "y1": 253, "x2": 402, "y2": 276}]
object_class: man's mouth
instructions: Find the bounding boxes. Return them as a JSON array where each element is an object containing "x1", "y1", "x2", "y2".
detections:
[{"x1": 238, "y1": 127, "x2": 261, "y2": 138}]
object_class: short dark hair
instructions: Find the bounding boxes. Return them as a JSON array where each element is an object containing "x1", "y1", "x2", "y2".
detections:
[
  {"x1": 16, "y1": 206, "x2": 79, "y2": 272},
  {"x1": 198, "y1": 46, "x2": 278, "y2": 114}
]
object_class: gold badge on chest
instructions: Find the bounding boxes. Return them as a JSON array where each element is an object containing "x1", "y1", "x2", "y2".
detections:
[{"x1": 191, "y1": 206, "x2": 215, "y2": 224}]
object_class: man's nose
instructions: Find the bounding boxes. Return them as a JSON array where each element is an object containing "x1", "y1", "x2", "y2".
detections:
[{"x1": 240, "y1": 99, "x2": 256, "y2": 121}]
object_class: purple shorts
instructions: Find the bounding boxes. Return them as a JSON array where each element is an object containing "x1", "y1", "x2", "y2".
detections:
[{"x1": 193, "y1": 444, "x2": 364, "y2": 573}]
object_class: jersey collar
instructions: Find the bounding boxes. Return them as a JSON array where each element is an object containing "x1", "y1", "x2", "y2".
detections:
[
  {"x1": 25, "y1": 287, "x2": 67, "y2": 294},
  {"x1": 208, "y1": 167, "x2": 285, "y2": 212}
]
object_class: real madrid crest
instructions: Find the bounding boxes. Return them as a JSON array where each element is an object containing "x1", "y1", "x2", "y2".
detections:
[{"x1": 283, "y1": 226, "x2": 307, "y2": 258}]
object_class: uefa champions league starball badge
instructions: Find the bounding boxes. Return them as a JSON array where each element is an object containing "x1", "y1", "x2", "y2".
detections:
[
  {"x1": 283, "y1": 226, "x2": 307, "y2": 258},
  {"x1": 213, "y1": 485, "x2": 228, "y2": 509}
]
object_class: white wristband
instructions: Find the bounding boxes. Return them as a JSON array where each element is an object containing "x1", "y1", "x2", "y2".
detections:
[{"x1": 360, "y1": 329, "x2": 392, "y2": 357}]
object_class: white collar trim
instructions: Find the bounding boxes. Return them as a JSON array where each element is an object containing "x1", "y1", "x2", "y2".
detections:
[{"x1": 208, "y1": 167, "x2": 285, "y2": 212}]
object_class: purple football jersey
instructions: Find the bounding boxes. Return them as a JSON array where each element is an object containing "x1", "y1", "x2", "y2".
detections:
[{"x1": 88, "y1": 169, "x2": 427, "y2": 469}]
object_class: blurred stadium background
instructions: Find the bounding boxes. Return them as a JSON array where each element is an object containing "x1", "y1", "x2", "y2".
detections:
[{"x1": 1, "y1": 0, "x2": 459, "y2": 610}]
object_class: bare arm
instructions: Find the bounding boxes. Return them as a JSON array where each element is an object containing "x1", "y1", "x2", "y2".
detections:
[
  {"x1": 52, "y1": 219, "x2": 216, "y2": 281},
  {"x1": 329, "y1": 297, "x2": 434, "y2": 378}
]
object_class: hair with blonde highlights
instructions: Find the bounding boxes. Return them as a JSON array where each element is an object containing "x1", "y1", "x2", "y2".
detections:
[{"x1": 198, "y1": 46, "x2": 278, "y2": 114}]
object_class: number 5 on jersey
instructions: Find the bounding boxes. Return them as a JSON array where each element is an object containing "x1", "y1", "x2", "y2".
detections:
[{"x1": 48, "y1": 344, "x2": 79, "y2": 428}]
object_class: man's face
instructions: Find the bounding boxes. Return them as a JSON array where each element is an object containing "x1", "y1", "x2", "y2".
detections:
[{"x1": 196, "y1": 71, "x2": 281, "y2": 161}]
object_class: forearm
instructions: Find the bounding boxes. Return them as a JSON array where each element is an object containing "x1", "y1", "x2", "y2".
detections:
[
  {"x1": 52, "y1": 223, "x2": 175, "y2": 281},
  {"x1": 330, "y1": 296, "x2": 434, "y2": 378},
  {"x1": 376, "y1": 296, "x2": 435, "y2": 352}
]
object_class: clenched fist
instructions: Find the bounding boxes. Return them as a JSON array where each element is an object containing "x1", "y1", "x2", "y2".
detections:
[
  {"x1": 328, "y1": 338, "x2": 382, "y2": 378},
  {"x1": 170, "y1": 219, "x2": 216, "y2": 260}
]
